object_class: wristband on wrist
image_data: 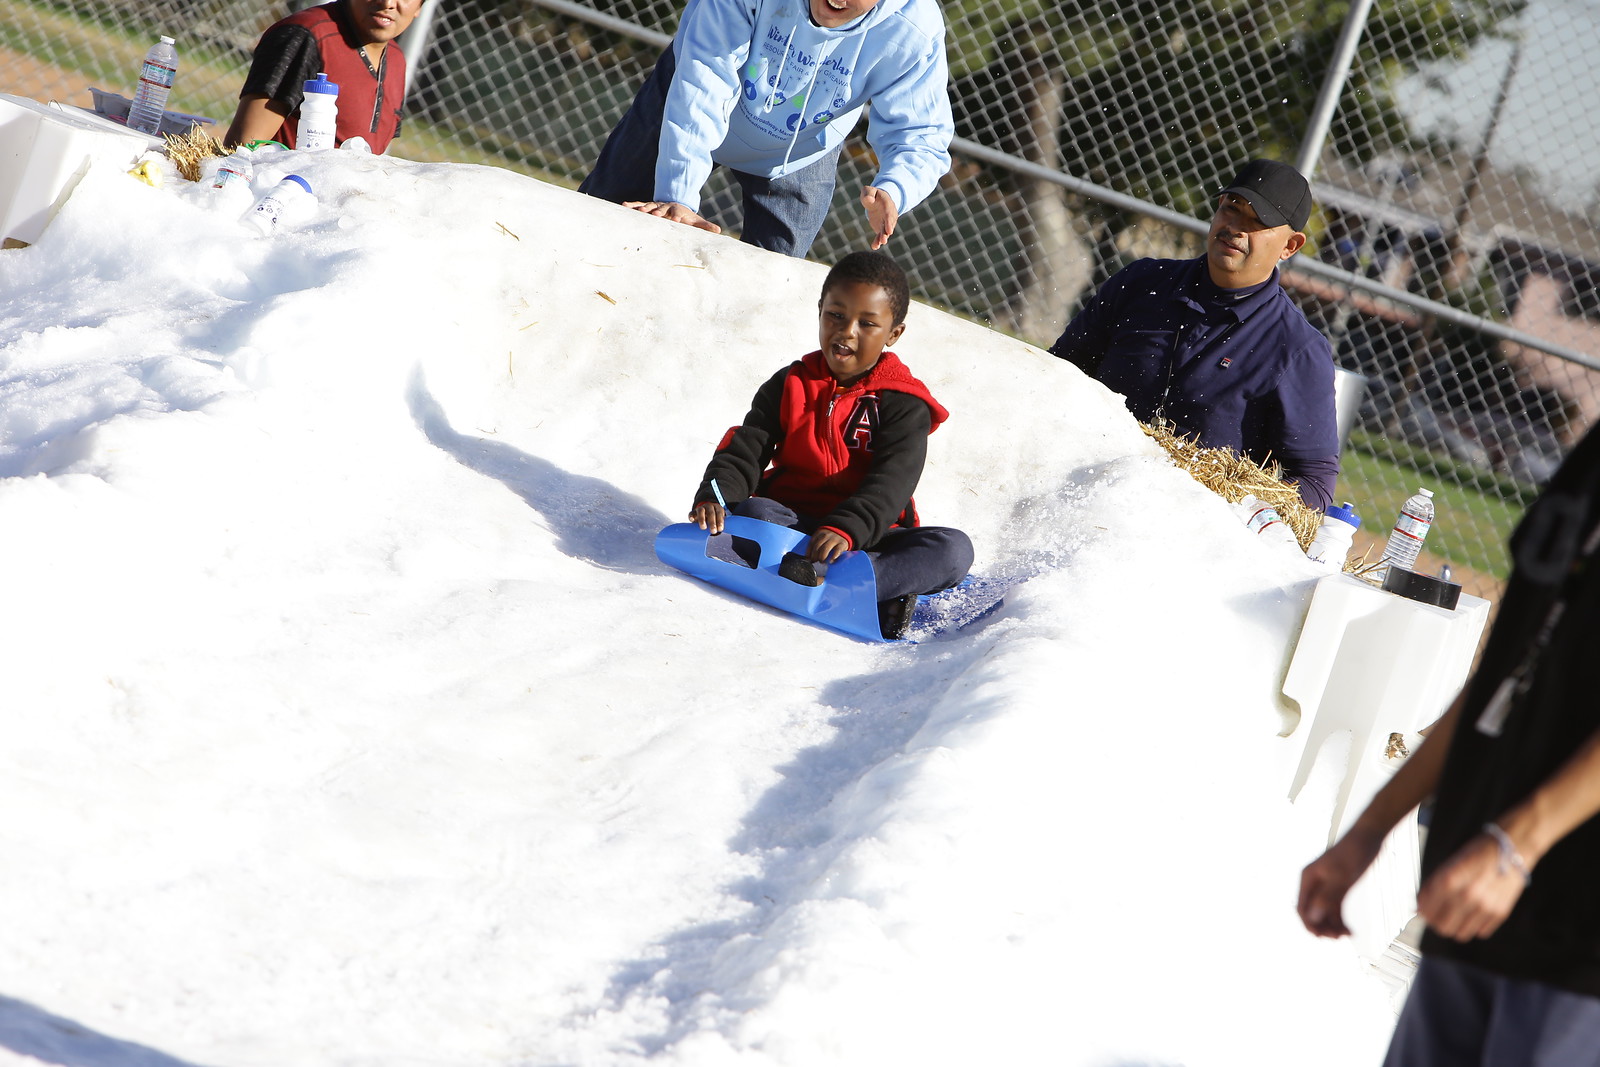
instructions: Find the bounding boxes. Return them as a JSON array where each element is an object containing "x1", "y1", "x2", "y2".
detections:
[{"x1": 1482, "y1": 821, "x2": 1533, "y2": 885}]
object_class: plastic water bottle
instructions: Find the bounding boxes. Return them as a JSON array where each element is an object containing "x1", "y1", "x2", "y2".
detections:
[
  {"x1": 128, "y1": 36, "x2": 178, "y2": 135},
  {"x1": 203, "y1": 147, "x2": 256, "y2": 212},
  {"x1": 209, "y1": 146, "x2": 254, "y2": 190},
  {"x1": 1378, "y1": 488, "x2": 1435, "y2": 578},
  {"x1": 241, "y1": 174, "x2": 314, "y2": 236},
  {"x1": 1305, "y1": 501, "x2": 1361, "y2": 570},
  {"x1": 297, "y1": 73, "x2": 340, "y2": 150},
  {"x1": 1239, "y1": 494, "x2": 1298, "y2": 545}
]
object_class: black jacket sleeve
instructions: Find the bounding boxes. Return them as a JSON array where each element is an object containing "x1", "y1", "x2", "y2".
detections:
[
  {"x1": 694, "y1": 366, "x2": 789, "y2": 506},
  {"x1": 820, "y1": 391, "x2": 931, "y2": 550}
]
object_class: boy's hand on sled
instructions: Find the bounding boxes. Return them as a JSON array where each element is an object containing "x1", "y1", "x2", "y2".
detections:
[
  {"x1": 806, "y1": 529, "x2": 850, "y2": 564},
  {"x1": 690, "y1": 501, "x2": 726, "y2": 534}
]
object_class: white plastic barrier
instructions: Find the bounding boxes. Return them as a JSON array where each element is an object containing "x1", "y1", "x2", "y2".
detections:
[
  {"x1": 1282, "y1": 571, "x2": 1490, "y2": 959},
  {"x1": 0, "y1": 93, "x2": 159, "y2": 245}
]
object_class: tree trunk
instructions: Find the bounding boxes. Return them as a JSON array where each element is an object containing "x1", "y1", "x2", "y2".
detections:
[{"x1": 992, "y1": 29, "x2": 1093, "y2": 348}]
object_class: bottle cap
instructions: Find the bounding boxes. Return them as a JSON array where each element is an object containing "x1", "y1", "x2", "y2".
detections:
[
  {"x1": 283, "y1": 174, "x2": 313, "y2": 194},
  {"x1": 303, "y1": 72, "x2": 340, "y2": 95},
  {"x1": 1324, "y1": 501, "x2": 1360, "y2": 529},
  {"x1": 1418, "y1": 488, "x2": 1433, "y2": 497},
  {"x1": 159, "y1": 35, "x2": 175, "y2": 44}
]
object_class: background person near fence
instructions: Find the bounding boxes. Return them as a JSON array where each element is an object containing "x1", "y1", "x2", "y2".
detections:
[
  {"x1": 224, "y1": 0, "x2": 423, "y2": 152},
  {"x1": 577, "y1": 0, "x2": 953, "y2": 257},
  {"x1": 1049, "y1": 159, "x2": 1340, "y2": 509}
]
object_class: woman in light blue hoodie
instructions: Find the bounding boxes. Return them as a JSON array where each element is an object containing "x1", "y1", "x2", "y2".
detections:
[{"x1": 578, "y1": 0, "x2": 952, "y2": 258}]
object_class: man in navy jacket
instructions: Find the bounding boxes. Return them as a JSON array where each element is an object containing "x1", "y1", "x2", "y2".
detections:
[{"x1": 1049, "y1": 159, "x2": 1339, "y2": 509}]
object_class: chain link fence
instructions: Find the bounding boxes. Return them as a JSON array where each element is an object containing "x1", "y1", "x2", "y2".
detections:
[{"x1": 5, "y1": 0, "x2": 1599, "y2": 596}]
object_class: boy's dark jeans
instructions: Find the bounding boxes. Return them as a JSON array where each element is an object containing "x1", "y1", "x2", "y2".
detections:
[
  {"x1": 733, "y1": 497, "x2": 972, "y2": 602},
  {"x1": 578, "y1": 47, "x2": 844, "y2": 259}
]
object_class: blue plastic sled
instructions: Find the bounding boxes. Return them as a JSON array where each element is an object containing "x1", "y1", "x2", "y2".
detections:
[{"x1": 655, "y1": 515, "x2": 891, "y2": 642}]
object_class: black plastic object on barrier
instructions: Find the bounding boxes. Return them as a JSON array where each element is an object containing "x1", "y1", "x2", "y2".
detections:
[{"x1": 1381, "y1": 565, "x2": 1462, "y2": 611}]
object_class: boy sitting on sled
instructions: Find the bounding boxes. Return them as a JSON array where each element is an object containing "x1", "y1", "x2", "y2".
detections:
[{"x1": 688, "y1": 250, "x2": 973, "y2": 639}]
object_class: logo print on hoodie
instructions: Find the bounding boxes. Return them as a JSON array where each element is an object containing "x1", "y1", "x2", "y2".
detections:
[{"x1": 842, "y1": 395, "x2": 880, "y2": 451}]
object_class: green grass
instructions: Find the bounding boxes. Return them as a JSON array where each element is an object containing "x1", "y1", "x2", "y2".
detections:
[{"x1": 0, "y1": 0, "x2": 136, "y2": 85}]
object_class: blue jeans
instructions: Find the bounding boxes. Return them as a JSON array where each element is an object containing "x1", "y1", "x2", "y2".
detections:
[
  {"x1": 578, "y1": 48, "x2": 842, "y2": 258},
  {"x1": 733, "y1": 497, "x2": 973, "y2": 602},
  {"x1": 1384, "y1": 957, "x2": 1600, "y2": 1067}
]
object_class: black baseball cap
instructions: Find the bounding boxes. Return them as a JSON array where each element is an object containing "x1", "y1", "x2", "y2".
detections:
[{"x1": 1219, "y1": 159, "x2": 1312, "y2": 232}]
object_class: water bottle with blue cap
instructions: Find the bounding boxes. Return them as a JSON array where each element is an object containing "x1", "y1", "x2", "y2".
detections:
[{"x1": 1306, "y1": 501, "x2": 1361, "y2": 570}]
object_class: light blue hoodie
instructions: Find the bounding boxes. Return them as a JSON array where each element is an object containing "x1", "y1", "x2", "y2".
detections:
[{"x1": 658, "y1": 0, "x2": 952, "y2": 215}]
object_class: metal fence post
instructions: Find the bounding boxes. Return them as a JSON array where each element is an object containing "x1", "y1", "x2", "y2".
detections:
[
  {"x1": 401, "y1": 0, "x2": 445, "y2": 98},
  {"x1": 1295, "y1": 0, "x2": 1376, "y2": 180}
]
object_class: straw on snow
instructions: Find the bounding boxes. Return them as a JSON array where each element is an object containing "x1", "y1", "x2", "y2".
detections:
[
  {"x1": 1142, "y1": 422, "x2": 1322, "y2": 549},
  {"x1": 162, "y1": 125, "x2": 228, "y2": 183}
]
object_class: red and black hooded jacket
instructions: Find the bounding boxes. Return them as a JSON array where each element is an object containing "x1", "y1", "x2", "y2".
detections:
[
  {"x1": 246, "y1": 1, "x2": 408, "y2": 152},
  {"x1": 695, "y1": 351, "x2": 948, "y2": 551}
]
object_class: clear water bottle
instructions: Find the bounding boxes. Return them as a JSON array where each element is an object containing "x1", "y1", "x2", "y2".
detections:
[
  {"x1": 1378, "y1": 488, "x2": 1434, "y2": 578},
  {"x1": 209, "y1": 146, "x2": 254, "y2": 190},
  {"x1": 1238, "y1": 494, "x2": 1298, "y2": 545},
  {"x1": 128, "y1": 36, "x2": 178, "y2": 135},
  {"x1": 240, "y1": 174, "x2": 314, "y2": 236},
  {"x1": 297, "y1": 73, "x2": 340, "y2": 150},
  {"x1": 1305, "y1": 501, "x2": 1361, "y2": 570}
]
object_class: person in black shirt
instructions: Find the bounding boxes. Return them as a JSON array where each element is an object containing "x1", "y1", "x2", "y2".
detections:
[{"x1": 1299, "y1": 424, "x2": 1600, "y2": 1065}]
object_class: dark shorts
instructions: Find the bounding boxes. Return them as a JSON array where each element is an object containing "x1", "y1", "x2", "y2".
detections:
[{"x1": 1384, "y1": 956, "x2": 1600, "y2": 1067}]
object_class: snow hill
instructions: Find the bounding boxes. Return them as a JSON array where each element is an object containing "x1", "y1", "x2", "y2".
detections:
[{"x1": 0, "y1": 151, "x2": 1397, "y2": 1066}]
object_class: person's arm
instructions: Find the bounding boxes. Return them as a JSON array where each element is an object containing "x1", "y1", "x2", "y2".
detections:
[
  {"x1": 1283, "y1": 455, "x2": 1339, "y2": 511},
  {"x1": 654, "y1": 0, "x2": 759, "y2": 212},
  {"x1": 816, "y1": 392, "x2": 931, "y2": 550},
  {"x1": 694, "y1": 366, "x2": 789, "y2": 509},
  {"x1": 860, "y1": 18, "x2": 953, "y2": 232},
  {"x1": 224, "y1": 94, "x2": 291, "y2": 147},
  {"x1": 227, "y1": 23, "x2": 320, "y2": 147},
  {"x1": 1260, "y1": 340, "x2": 1341, "y2": 510},
  {"x1": 1298, "y1": 692, "x2": 1465, "y2": 938},
  {"x1": 1419, "y1": 723, "x2": 1600, "y2": 942}
]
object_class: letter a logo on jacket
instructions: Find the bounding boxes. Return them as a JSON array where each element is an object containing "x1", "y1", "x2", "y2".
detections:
[{"x1": 843, "y1": 395, "x2": 880, "y2": 451}]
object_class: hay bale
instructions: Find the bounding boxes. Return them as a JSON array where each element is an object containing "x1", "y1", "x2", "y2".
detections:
[
  {"x1": 162, "y1": 126, "x2": 227, "y2": 184},
  {"x1": 1142, "y1": 422, "x2": 1321, "y2": 549}
]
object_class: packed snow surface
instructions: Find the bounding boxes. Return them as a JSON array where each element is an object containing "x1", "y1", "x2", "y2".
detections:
[{"x1": 0, "y1": 150, "x2": 1399, "y2": 1066}]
